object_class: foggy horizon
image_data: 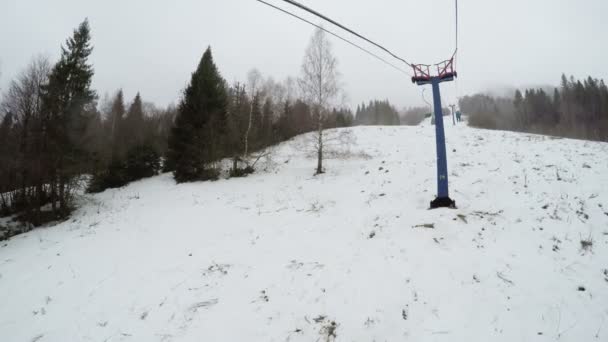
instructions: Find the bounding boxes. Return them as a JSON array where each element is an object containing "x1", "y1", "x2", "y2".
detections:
[{"x1": 2, "y1": 0, "x2": 607, "y2": 110}]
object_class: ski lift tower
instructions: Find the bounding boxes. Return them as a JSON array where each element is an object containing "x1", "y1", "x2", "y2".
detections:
[{"x1": 412, "y1": 58, "x2": 457, "y2": 209}]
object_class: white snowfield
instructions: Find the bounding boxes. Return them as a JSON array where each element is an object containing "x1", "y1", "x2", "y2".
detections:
[{"x1": 1, "y1": 120, "x2": 608, "y2": 342}]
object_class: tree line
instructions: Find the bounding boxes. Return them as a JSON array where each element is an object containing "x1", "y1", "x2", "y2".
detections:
[
  {"x1": 355, "y1": 100, "x2": 400, "y2": 126},
  {"x1": 461, "y1": 74, "x2": 608, "y2": 141},
  {"x1": 0, "y1": 20, "x2": 99, "y2": 226},
  {"x1": 400, "y1": 106, "x2": 430, "y2": 126},
  {"x1": 165, "y1": 36, "x2": 356, "y2": 181},
  {"x1": 0, "y1": 22, "x2": 363, "y2": 232},
  {"x1": 0, "y1": 21, "x2": 178, "y2": 228}
]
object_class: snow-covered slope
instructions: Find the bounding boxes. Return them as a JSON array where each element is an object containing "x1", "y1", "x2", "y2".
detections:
[{"x1": 1, "y1": 122, "x2": 608, "y2": 342}]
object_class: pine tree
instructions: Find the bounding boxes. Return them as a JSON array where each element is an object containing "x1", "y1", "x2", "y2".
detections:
[
  {"x1": 600, "y1": 80, "x2": 608, "y2": 122},
  {"x1": 43, "y1": 19, "x2": 97, "y2": 215},
  {"x1": 166, "y1": 47, "x2": 228, "y2": 182},
  {"x1": 87, "y1": 90, "x2": 129, "y2": 193},
  {"x1": 124, "y1": 144, "x2": 160, "y2": 181},
  {"x1": 552, "y1": 88, "x2": 561, "y2": 125},
  {"x1": 124, "y1": 93, "x2": 161, "y2": 182},
  {"x1": 125, "y1": 92, "x2": 145, "y2": 148},
  {"x1": 88, "y1": 92, "x2": 162, "y2": 193},
  {"x1": 109, "y1": 90, "x2": 126, "y2": 163}
]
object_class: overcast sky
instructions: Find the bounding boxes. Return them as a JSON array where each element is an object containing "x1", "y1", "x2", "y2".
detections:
[{"x1": 1, "y1": 0, "x2": 607, "y2": 110}]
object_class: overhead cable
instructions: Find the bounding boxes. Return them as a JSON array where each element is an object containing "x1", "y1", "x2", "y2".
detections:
[
  {"x1": 257, "y1": 0, "x2": 412, "y2": 76},
  {"x1": 278, "y1": 0, "x2": 412, "y2": 67}
]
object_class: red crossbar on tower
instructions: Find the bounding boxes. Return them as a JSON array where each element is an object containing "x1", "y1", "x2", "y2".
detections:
[
  {"x1": 411, "y1": 58, "x2": 456, "y2": 85},
  {"x1": 411, "y1": 64, "x2": 431, "y2": 83},
  {"x1": 436, "y1": 58, "x2": 456, "y2": 80}
]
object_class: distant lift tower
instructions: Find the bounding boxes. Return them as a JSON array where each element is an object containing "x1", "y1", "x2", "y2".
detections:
[
  {"x1": 449, "y1": 104, "x2": 456, "y2": 126},
  {"x1": 412, "y1": 59, "x2": 457, "y2": 209}
]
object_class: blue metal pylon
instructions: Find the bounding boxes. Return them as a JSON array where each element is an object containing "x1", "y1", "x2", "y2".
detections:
[
  {"x1": 412, "y1": 62, "x2": 457, "y2": 209},
  {"x1": 429, "y1": 77, "x2": 455, "y2": 208}
]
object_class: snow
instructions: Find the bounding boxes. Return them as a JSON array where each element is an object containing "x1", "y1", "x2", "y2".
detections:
[{"x1": 1, "y1": 120, "x2": 608, "y2": 342}]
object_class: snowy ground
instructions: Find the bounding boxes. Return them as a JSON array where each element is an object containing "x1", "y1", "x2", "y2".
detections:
[{"x1": 1, "y1": 119, "x2": 608, "y2": 342}]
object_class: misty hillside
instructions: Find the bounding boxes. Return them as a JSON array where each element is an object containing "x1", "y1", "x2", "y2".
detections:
[{"x1": 1, "y1": 122, "x2": 607, "y2": 342}]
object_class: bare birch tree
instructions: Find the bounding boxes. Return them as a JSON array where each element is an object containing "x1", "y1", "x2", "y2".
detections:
[
  {"x1": 299, "y1": 28, "x2": 340, "y2": 174},
  {"x1": 244, "y1": 68, "x2": 262, "y2": 160},
  {"x1": 0, "y1": 55, "x2": 51, "y2": 223}
]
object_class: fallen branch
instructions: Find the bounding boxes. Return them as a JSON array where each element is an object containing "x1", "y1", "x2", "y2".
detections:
[
  {"x1": 190, "y1": 298, "x2": 219, "y2": 312},
  {"x1": 249, "y1": 151, "x2": 272, "y2": 169},
  {"x1": 496, "y1": 272, "x2": 514, "y2": 286},
  {"x1": 472, "y1": 210, "x2": 503, "y2": 217}
]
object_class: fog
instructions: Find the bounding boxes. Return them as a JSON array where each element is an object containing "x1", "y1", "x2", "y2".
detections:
[{"x1": 1, "y1": 0, "x2": 607, "y2": 109}]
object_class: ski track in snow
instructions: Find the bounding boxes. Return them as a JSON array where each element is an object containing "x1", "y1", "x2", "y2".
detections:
[{"x1": 1, "y1": 121, "x2": 608, "y2": 341}]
